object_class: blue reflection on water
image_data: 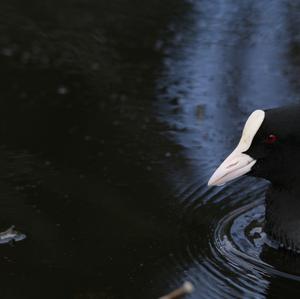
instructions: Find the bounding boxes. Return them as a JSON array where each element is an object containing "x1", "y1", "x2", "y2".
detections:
[{"x1": 156, "y1": 0, "x2": 300, "y2": 298}]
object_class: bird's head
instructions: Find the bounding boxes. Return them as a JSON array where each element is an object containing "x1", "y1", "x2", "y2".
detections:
[{"x1": 208, "y1": 106, "x2": 300, "y2": 188}]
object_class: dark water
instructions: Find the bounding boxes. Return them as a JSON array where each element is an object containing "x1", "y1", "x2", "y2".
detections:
[{"x1": 1, "y1": 0, "x2": 300, "y2": 298}]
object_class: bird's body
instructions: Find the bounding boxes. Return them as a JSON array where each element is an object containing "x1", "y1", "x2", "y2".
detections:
[
  {"x1": 208, "y1": 105, "x2": 300, "y2": 252},
  {"x1": 265, "y1": 185, "x2": 300, "y2": 251}
]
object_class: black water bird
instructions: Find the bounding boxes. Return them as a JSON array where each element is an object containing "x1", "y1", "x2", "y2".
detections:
[{"x1": 208, "y1": 106, "x2": 300, "y2": 251}]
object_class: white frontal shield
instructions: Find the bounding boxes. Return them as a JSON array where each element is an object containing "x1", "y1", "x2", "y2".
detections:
[{"x1": 208, "y1": 110, "x2": 265, "y2": 186}]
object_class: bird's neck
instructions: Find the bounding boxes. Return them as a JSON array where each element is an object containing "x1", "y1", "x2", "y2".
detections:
[{"x1": 265, "y1": 184, "x2": 300, "y2": 251}]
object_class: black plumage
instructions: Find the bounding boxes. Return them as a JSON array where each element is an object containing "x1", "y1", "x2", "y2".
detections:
[{"x1": 209, "y1": 105, "x2": 300, "y2": 251}]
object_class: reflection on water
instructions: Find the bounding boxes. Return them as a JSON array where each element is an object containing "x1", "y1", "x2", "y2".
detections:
[{"x1": 156, "y1": 0, "x2": 300, "y2": 298}]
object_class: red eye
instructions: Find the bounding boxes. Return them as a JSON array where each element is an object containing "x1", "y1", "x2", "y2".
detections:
[{"x1": 265, "y1": 134, "x2": 277, "y2": 144}]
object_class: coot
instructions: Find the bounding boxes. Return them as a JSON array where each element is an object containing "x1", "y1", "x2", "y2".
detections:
[{"x1": 208, "y1": 106, "x2": 300, "y2": 251}]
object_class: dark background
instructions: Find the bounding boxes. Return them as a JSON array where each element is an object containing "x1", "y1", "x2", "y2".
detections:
[{"x1": 0, "y1": 1, "x2": 191, "y2": 299}]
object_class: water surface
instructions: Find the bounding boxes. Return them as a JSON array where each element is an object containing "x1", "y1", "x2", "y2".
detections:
[{"x1": 1, "y1": 1, "x2": 300, "y2": 298}]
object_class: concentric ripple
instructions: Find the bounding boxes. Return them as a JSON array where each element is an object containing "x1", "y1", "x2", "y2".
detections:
[
  {"x1": 154, "y1": 177, "x2": 300, "y2": 299},
  {"x1": 179, "y1": 179, "x2": 273, "y2": 299}
]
